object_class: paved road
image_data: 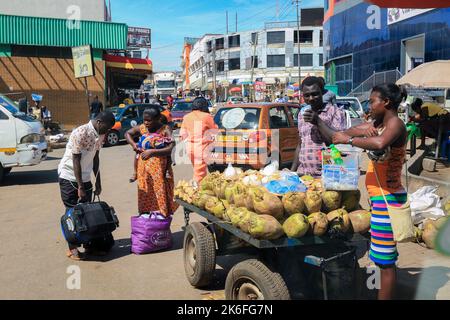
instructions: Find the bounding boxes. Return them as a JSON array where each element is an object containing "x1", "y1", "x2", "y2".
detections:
[{"x1": 0, "y1": 143, "x2": 231, "y2": 300}]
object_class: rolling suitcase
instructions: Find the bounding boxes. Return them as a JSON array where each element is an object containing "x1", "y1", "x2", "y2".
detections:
[{"x1": 61, "y1": 198, "x2": 119, "y2": 247}]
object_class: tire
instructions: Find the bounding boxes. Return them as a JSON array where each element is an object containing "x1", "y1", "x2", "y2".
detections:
[
  {"x1": 3, "y1": 167, "x2": 11, "y2": 175},
  {"x1": 106, "y1": 131, "x2": 120, "y2": 147},
  {"x1": 225, "y1": 259, "x2": 291, "y2": 300},
  {"x1": 183, "y1": 222, "x2": 216, "y2": 288}
]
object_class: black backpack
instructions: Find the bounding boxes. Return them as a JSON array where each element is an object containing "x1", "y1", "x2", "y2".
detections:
[{"x1": 61, "y1": 201, "x2": 119, "y2": 246}]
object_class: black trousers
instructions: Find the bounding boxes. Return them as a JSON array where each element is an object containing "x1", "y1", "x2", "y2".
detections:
[{"x1": 59, "y1": 178, "x2": 114, "y2": 251}]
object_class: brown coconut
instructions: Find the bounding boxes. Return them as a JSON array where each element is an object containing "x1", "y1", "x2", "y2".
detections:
[
  {"x1": 422, "y1": 219, "x2": 438, "y2": 249},
  {"x1": 307, "y1": 212, "x2": 329, "y2": 236},
  {"x1": 348, "y1": 210, "x2": 371, "y2": 234},
  {"x1": 327, "y1": 208, "x2": 351, "y2": 233},
  {"x1": 252, "y1": 190, "x2": 284, "y2": 220}
]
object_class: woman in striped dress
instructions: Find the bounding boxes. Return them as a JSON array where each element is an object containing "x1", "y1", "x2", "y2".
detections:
[{"x1": 310, "y1": 83, "x2": 408, "y2": 299}]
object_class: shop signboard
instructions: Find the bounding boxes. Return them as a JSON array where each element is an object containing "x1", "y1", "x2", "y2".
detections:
[
  {"x1": 71, "y1": 45, "x2": 95, "y2": 78},
  {"x1": 255, "y1": 81, "x2": 266, "y2": 92},
  {"x1": 128, "y1": 27, "x2": 152, "y2": 48},
  {"x1": 387, "y1": 8, "x2": 433, "y2": 25}
]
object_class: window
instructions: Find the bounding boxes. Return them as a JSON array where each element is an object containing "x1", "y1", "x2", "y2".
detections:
[
  {"x1": 207, "y1": 41, "x2": 212, "y2": 53},
  {"x1": 267, "y1": 31, "x2": 285, "y2": 44},
  {"x1": 320, "y1": 31, "x2": 323, "y2": 47},
  {"x1": 294, "y1": 31, "x2": 313, "y2": 44},
  {"x1": 228, "y1": 35, "x2": 240, "y2": 48},
  {"x1": 122, "y1": 106, "x2": 138, "y2": 119},
  {"x1": 12, "y1": 45, "x2": 72, "y2": 59},
  {"x1": 229, "y1": 58, "x2": 240, "y2": 70},
  {"x1": 215, "y1": 38, "x2": 224, "y2": 50},
  {"x1": 214, "y1": 108, "x2": 261, "y2": 130},
  {"x1": 251, "y1": 56, "x2": 258, "y2": 68},
  {"x1": 319, "y1": 54, "x2": 323, "y2": 66},
  {"x1": 0, "y1": 110, "x2": 9, "y2": 120},
  {"x1": 216, "y1": 60, "x2": 225, "y2": 72},
  {"x1": 287, "y1": 106, "x2": 301, "y2": 127},
  {"x1": 251, "y1": 32, "x2": 259, "y2": 44},
  {"x1": 294, "y1": 54, "x2": 313, "y2": 67},
  {"x1": 267, "y1": 54, "x2": 285, "y2": 68},
  {"x1": 269, "y1": 107, "x2": 289, "y2": 129}
]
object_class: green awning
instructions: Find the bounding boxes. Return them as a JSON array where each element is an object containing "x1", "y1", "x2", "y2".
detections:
[{"x1": 0, "y1": 14, "x2": 127, "y2": 50}]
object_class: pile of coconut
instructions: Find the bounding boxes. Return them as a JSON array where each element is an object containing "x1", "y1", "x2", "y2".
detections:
[
  {"x1": 175, "y1": 169, "x2": 371, "y2": 241},
  {"x1": 414, "y1": 199, "x2": 450, "y2": 250}
]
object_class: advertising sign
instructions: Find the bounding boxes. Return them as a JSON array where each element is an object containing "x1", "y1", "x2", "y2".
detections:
[
  {"x1": 128, "y1": 27, "x2": 152, "y2": 48},
  {"x1": 387, "y1": 8, "x2": 433, "y2": 25},
  {"x1": 71, "y1": 45, "x2": 95, "y2": 78}
]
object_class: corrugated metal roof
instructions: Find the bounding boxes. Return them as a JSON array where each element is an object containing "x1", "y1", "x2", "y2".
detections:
[{"x1": 0, "y1": 14, "x2": 127, "y2": 50}]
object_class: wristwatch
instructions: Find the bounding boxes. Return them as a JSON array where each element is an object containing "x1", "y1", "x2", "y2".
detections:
[{"x1": 348, "y1": 137, "x2": 354, "y2": 146}]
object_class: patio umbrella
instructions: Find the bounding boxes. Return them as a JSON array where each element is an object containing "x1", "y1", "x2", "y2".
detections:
[
  {"x1": 229, "y1": 87, "x2": 242, "y2": 93},
  {"x1": 396, "y1": 60, "x2": 450, "y2": 88},
  {"x1": 367, "y1": 0, "x2": 450, "y2": 8}
]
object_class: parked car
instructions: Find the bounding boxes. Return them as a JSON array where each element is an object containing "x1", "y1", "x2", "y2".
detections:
[
  {"x1": 106, "y1": 104, "x2": 172, "y2": 147},
  {"x1": 336, "y1": 97, "x2": 364, "y2": 118},
  {"x1": 172, "y1": 99, "x2": 212, "y2": 128},
  {"x1": 226, "y1": 96, "x2": 244, "y2": 105},
  {"x1": 208, "y1": 103, "x2": 301, "y2": 171},
  {"x1": 0, "y1": 94, "x2": 47, "y2": 183}
]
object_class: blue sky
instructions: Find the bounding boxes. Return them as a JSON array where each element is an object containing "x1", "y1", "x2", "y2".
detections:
[{"x1": 110, "y1": 0, "x2": 323, "y2": 71}]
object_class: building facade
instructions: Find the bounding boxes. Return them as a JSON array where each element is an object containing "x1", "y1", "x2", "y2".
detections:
[
  {"x1": 183, "y1": 17, "x2": 325, "y2": 101},
  {"x1": 323, "y1": 0, "x2": 450, "y2": 96},
  {"x1": 0, "y1": 1, "x2": 127, "y2": 128},
  {"x1": 0, "y1": 0, "x2": 110, "y2": 22}
]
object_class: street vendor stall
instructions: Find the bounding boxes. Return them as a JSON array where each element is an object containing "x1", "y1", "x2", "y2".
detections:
[{"x1": 175, "y1": 150, "x2": 371, "y2": 300}]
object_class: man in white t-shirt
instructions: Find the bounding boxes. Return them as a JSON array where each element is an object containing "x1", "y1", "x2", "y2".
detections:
[{"x1": 58, "y1": 111, "x2": 115, "y2": 260}]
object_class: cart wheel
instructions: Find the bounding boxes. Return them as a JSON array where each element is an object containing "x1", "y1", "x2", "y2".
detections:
[
  {"x1": 225, "y1": 259, "x2": 290, "y2": 300},
  {"x1": 183, "y1": 222, "x2": 216, "y2": 288}
]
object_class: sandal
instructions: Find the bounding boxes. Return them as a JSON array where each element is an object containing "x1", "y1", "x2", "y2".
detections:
[
  {"x1": 66, "y1": 249, "x2": 85, "y2": 261},
  {"x1": 129, "y1": 173, "x2": 138, "y2": 183}
]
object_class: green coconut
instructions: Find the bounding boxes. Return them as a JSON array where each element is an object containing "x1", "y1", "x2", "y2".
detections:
[
  {"x1": 192, "y1": 190, "x2": 216, "y2": 209},
  {"x1": 237, "y1": 210, "x2": 258, "y2": 233},
  {"x1": 282, "y1": 213, "x2": 310, "y2": 238},
  {"x1": 422, "y1": 219, "x2": 438, "y2": 249},
  {"x1": 327, "y1": 208, "x2": 351, "y2": 233},
  {"x1": 205, "y1": 197, "x2": 226, "y2": 219},
  {"x1": 248, "y1": 214, "x2": 284, "y2": 240},
  {"x1": 444, "y1": 200, "x2": 450, "y2": 215},
  {"x1": 282, "y1": 192, "x2": 306, "y2": 216},
  {"x1": 322, "y1": 191, "x2": 342, "y2": 213},
  {"x1": 305, "y1": 190, "x2": 322, "y2": 214},
  {"x1": 231, "y1": 183, "x2": 249, "y2": 208},
  {"x1": 341, "y1": 190, "x2": 361, "y2": 212},
  {"x1": 307, "y1": 212, "x2": 329, "y2": 236},
  {"x1": 348, "y1": 210, "x2": 371, "y2": 234}
]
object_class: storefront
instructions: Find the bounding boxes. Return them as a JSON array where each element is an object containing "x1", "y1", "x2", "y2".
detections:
[
  {"x1": 0, "y1": 14, "x2": 127, "y2": 128},
  {"x1": 104, "y1": 54, "x2": 153, "y2": 106}
]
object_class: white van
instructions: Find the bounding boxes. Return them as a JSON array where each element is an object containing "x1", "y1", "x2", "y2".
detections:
[{"x1": 0, "y1": 94, "x2": 48, "y2": 182}]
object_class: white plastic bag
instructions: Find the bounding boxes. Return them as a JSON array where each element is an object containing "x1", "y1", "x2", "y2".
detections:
[
  {"x1": 261, "y1": 161, "x2": 279, "y2": 176},
  {"x1": 410, "y1": 186, "x2": 445, "y2": 225},
  {"x1": 223, "y1": 163, "x2": 237, "y2": 179}
]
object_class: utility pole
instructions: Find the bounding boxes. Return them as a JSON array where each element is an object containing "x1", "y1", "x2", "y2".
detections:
[
  {"x1": 293, "y1": 0, "x2": 301, "y2": 85},
  {"x1": 213, "y1": 44, "x2": 217, "y2": 103},
  {"x1": 250, "y1": 33, "x2": 258, "y2": 102},
  {"x1": 226, "y1": 11, "x2": 229, "y2": 34}
]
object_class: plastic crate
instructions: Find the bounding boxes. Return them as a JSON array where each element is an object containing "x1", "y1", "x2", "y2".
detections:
[{"x1": 321, "y1": 147, "x2": 360, "y2": 191}]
